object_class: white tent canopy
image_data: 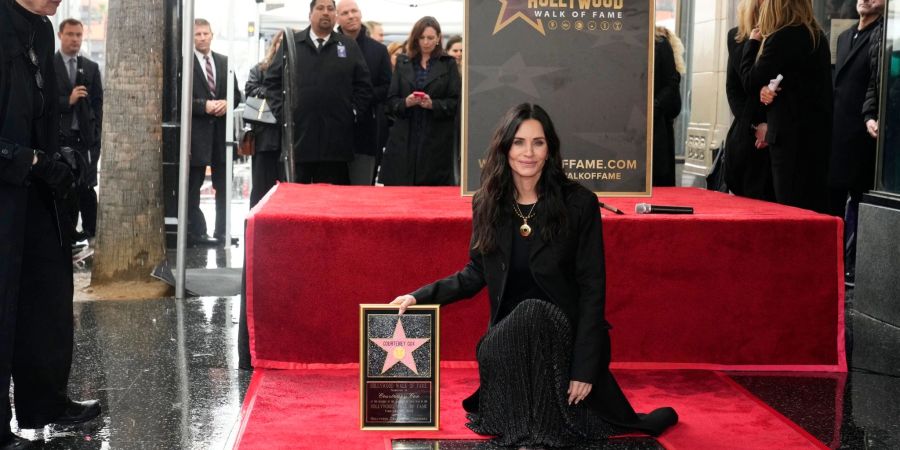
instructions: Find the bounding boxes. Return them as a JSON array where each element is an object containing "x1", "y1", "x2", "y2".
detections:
[{"x1": 259, "y1": 0, "x2": 464, "y2": 40}]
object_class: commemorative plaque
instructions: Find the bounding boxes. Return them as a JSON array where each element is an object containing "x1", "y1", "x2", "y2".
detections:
[{"x1": 360, "y1": 305, "x2": 440, "y2": 430}]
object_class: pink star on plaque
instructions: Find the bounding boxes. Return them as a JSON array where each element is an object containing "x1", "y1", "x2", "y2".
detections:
[{"x1": 370, "y1": 318, "x2": 430, "y2": 374}]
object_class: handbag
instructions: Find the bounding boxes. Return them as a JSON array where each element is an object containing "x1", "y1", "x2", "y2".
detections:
[
  {"x1": 242, "y1": 96, "x2": 277, "y2": 125},
  {"x1": 238, "y1": 127, "x2": 255, "y2": 156}
]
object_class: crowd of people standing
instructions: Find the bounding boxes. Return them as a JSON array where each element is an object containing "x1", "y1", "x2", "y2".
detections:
[
  {"x1": 244, "y1": 0, "x2": 466, "y2": 210},
  {"x1": 724, "y1": 0, "x2": 885, "y2": 282}
]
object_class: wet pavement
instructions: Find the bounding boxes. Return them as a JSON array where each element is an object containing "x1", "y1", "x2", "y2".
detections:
[{"x1": 7, "y1": 166, "x2": 900, "y2": 449}]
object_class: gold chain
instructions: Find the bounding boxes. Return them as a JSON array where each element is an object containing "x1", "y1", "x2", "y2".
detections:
[{"x1": 513, "y1": 202, "x2": 537, "y2": 220}]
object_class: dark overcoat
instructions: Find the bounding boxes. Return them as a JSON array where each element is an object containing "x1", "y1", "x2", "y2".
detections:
[
  {"x1": 339, "y1": 25, "x2": 391, "y2": 157},
  {"x1": 380, "y1": 54, "x2": 460, "y2": 186},
  {"x1": 264, "y1": 27, "x2": 373, "y2": 163},
  {"x1": 829, "y1": 19, "x2": 881, "y2": 193},
  {"x1": 190, "y1": 51, "x2": 241, "y2": 167},
  {"x1": 741, "y1": 26, "x2": 833, "y2": 212},
  {"x1": 652, "y1": 35, "x2": 681, "y2": 187},
  {"x1": 724, "y1": 27, "x2": 773, "y2": 200},
  {"x1": 411, "y1": 184, "x2": 651, "y2": 427},
  {"x1": 1, "y1": 0, "x2": 76, "y2": 431}
]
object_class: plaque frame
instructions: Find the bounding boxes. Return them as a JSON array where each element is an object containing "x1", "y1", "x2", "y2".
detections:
[{"x1": 359, "y1": 304, "x2": 440, "y2": 431}]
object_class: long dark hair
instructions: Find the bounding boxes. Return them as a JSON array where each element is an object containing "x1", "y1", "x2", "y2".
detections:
[
  {"x1": 472, "y1": 103, "x2": 573, "y2": 253},
  {"x1": 406, "y1": 16, "x2": 444, "y2": 60}
]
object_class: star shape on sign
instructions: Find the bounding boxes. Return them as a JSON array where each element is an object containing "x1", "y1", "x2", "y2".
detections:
[
  {"x1": 494, "y1": 0, "x2": 545, "y2": 36},
  {"x1": 469, "y1": 53, "x2": 562, "y2": 98},
  {"x1": 369, "y1": 318, "x2": 430, "y2": 374}
]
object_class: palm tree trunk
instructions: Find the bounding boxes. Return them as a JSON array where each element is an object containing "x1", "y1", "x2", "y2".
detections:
[{"x1": 91, "y1": 0, "x2": 166, "y2": 284}]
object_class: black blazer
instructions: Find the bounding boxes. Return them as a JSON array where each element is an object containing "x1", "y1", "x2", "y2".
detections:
[
  {"x1": 54, "y1": 52, "x2": 103, "y2": 149},
  {"x1": 411, "y1": 183, "x2": 609, "y2": 384},
  {"x1": 829, "y1": 19, "x2": 881, "y2": 192},
  {"x1": 190, "y1": 51, "x2": 241, "y2": 167}
]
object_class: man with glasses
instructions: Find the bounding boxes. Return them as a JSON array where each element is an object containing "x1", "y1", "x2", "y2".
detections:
[{"x1": 1, "y1": 1, "x2": 102, "y2": 448}]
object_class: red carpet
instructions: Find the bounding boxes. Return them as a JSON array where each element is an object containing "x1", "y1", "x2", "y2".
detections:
[
  {"x1": 246, "y1": 185, "x2": 844, "y2": 370},
  {"x1": 233, "y1": 367, "x2": 828, "y2": 449}
]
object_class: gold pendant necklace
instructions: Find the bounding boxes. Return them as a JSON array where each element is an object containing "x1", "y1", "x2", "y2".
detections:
[{"x1": 513, "y1": 201, "x2": 537, "y2": 237}]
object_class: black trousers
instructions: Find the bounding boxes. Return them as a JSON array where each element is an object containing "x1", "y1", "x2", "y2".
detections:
[
  {"x1": 60, "y1": 136, "x2": 99, "y2": 237},
  {"x1": 188, "y1": 158, "x2": 227, "y2": 237},
  {"x1": 250, "y1": 151, "x2": 282, "y2": 208},
  {"x1": 77, "y1": 185, "x2": 97, "y2": 237},
  {"x1": 295, "y1": 161, "x2": 350, "y2": 185},
  {"x1": 2, "y1": 186, "x2": 73, "y2": 434}
]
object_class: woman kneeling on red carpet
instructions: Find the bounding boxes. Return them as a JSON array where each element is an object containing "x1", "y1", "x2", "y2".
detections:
[{"x1": 390, "y1": 103, "x2": 678, "y2": 446}]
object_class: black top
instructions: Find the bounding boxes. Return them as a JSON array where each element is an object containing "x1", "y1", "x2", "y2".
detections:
[{"x1": 496, "y1": 203, "x2": 549, "y2": 321}]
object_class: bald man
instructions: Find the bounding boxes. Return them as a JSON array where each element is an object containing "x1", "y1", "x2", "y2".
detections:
[{"x1": 337, "y1": 0, "x2": 391, "y2": 184}]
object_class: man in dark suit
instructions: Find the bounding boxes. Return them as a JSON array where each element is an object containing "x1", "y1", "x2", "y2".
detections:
[
  {"x1": 828, "y1": 0, "x2": 884, "y2": 282},
  {"x1": 264, "y1": 0, "x2": 373, "y2": 185},
  {"x1": 2, "y1": 1, "x2": 101, "y2": 447},
  {"x1": 337, "y1": 0, "x2": 391, "y2": 185},
  {"x1": 54, "y1": 18, "x2": 103, "y2": 243},
  {"x1": 189, "y1": 18, "x2": 240, "y2": 246}
]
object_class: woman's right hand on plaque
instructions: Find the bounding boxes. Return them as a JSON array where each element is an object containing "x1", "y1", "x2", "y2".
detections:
[{"x1": 390, "y1": 295, "x2": 417, "y2": 315}]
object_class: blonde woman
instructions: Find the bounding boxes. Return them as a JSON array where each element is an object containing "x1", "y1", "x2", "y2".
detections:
[
  {"x1": 724, "y1": 0, "x2": 774, "y2": 200},
  {"x1": 652, "y1": 26, "x2": 683, "y2": 186},
  {"x1": 740, "y1": 0, "x2": 832, "y2": 212},
  {"x1": 387, "y1": 41, "x2": 405, "y2": 70}
]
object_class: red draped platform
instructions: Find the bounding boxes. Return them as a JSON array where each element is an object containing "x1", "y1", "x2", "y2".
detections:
[{"x1": 245, "y1": 184, "x2": 845, "y2": 371}]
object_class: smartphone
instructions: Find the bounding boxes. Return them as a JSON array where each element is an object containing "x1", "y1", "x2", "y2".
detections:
[{"x1": 412, "y1": 91, "x2": 426, "y2": 98}]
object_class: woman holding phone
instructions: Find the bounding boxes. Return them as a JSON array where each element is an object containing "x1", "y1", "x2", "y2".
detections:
[{"x1": 380, "y1": 16, "x2": 461, "y2": 186}]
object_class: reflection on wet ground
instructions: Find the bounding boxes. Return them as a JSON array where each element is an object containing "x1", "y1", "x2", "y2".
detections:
[
  {"x1": 11, "y1": 294, "x2": 251, "y2": 449},
  {"x1": 9, "y1": 167, "x2": 900, "y2": 449}
]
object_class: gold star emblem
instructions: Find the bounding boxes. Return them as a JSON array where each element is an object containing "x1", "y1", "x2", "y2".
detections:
[{"x1": 494, "y1": 0, "x2": 546, "y2": 36}]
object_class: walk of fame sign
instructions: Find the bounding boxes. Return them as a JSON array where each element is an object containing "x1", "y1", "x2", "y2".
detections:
[
  {"x1": 462, "y1": 0, "x2": 656, "y2": 196},
  {"x1": 360, "y1": 304, "x2": 440, "y2": 430}
]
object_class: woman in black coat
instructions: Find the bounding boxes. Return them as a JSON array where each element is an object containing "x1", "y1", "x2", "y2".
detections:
[
  {"x1": 390, "y1": 104, "x2": 677, "y2": 447},
  {"x1": 652, "y1": 26, "x2": 682, "y2": 187},
  {"x1": 246, "y1": 31, "x2": 284, "y2": 208},
  {"x1": 741, "y1": 0, "x2": 832, "y2": 212},
  {"x1": 380, "y1": 16, "x2": 461, "y2": 186},
  {"x1": 724, "y1": 0, "x2": 774, "y2": 200}
]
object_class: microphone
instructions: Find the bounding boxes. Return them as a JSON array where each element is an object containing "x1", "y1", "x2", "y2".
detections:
[
  {"x1": 635, "y1": 203, "x2": 694, "y2": 214},
  {"x1": 767, "y1": 74, "x2": 783, "y2": 91}
]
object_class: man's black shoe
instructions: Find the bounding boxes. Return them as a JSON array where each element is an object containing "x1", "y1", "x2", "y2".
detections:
[
  {"x1": 52, "y1": 399, "x2": 101, "y2": 426},
  {"x1": 188, "y1": 234, "x2": 219, "y2": 247},
  {"x1": 0, "y1": 432, "x2": 34, "y2": 450}
]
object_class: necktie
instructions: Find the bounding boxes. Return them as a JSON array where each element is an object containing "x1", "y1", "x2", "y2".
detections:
[
  {"x1": 316, "y1": 38, "x2": 324, "y2": 51},
  {"x1": 204, "y1": 55, "x2": 216, "y2": 95},
  {"x1": 68, "y1": 57, "x2": 77, "y2": 86},
  {"x1": 68, "y1": 57, "x2": 79, "y2": 130}
]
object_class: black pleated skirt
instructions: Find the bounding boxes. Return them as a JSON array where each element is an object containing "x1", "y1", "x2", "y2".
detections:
[{"x1": 466, "y1": 299, "x2": 627, "y2": 448}]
